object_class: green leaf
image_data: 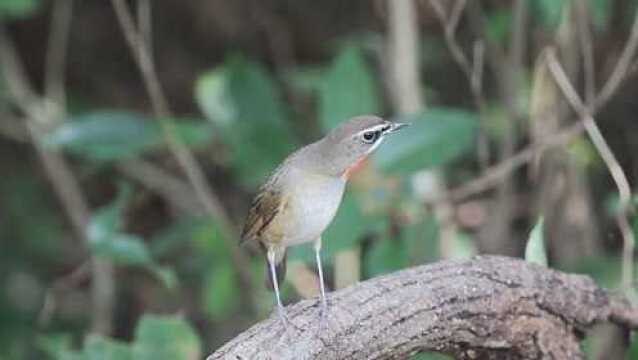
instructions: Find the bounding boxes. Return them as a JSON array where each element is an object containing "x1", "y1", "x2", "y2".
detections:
[
  {"x1": 196, "y1": 55, "x2": 297, "y2": 187},
  {"x1": 529, "y1": 0, "x2": 566, "y2": 29},
  {"x1": 87, "y1": 183, "x2": 148, "y2": 265},
  {"x1": 0, "y1": 0, "x2": 40, "y2": 18},
  {"x1": 44, "y1": 111, "x2": 212, "y2": 161},
  {"x1": 319, "y1": 46, "x2": 381, "y2": 131},
  {"x1": 44, "y1": 111, "x2": 158, "y2": 161},
  {"x1": 84, "y1": 335, "x2": 133, "y2": 360},
  {"x1": 88, "y1": 183, "x2": 133, "y2": 243},
  {"x1": 530, "y1": 0, "x2": 609, "y2": 31},
  {"x1": 90, "y1": 233, "x2": 153, "y2": 266},
  {"x1": 150, "y1": 265, "x2": 179, "y2": 290},
  {"x1": 525, "y1": 217, "x2": 548, "y2": 266},
  {"x1": 132, "y1": 315, "x2": 201, "y2": 360},
  {"x1": 87, "y1": 184, "x2": 177, "y2": 287},
  {"x1": 203, "y1": 264, "x2": 240, "y2": 318},
  {"x1": 373, "y1": 108, "x2": 478, "y2": 173},
  {"x1": 627, "y1": 330, "x2": 638, "y2": 359},
  {"x1": 411, "y1": 353, "x2": 454, "y2": 360},
  {"x1": 485, "y1": 9, "x2": 512, "y2": 46},
  {"x1": 37, "y1": 333, "x2": 77, "y2": 359},
  {"x1": 191, "y1": 219, "x2": 230, "y2": 259},
  {"x1": 587, "y1": 0, "x2": 611, "y2": 30},
  {"x1": 169, "y1": 117, "x2": 215, "y2": 148},
  {"x1": 448, "y1": 231, "x2": 477, "y2": 260},
  {"x1": 285, "y1": 66, "x2": 325, "y2": 94},
  {"x1": 195, "y1": 67, "x2": 236, "y2": 127},
  {"x1": 322, "y1": 192, "x2": 384, "y2": 257},
  {"x1": 365, "y1": 235, "x2": 409, "y2": 277},
  {"x1": 403, "y1": 214, "x2": 440, "y2": 264},
  {"x1": 150, "y1": 217, "x2": 202, "y2": 258}
]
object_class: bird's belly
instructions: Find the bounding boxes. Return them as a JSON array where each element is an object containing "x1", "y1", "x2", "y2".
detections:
[{"x1": 283, "y1": 179, "x2": 345, "y2": 245}]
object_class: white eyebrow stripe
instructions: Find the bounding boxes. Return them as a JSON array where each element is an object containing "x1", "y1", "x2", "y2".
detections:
[{"x1": 354, "y1": 123, "x2": 390, "y2": 138}]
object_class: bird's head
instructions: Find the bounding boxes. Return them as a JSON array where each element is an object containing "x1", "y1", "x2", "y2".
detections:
[{"x1": 315, "y1": 115, "x2": 409, "y2": 178}]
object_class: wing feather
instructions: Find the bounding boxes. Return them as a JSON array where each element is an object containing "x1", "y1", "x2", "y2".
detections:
[{"x1": 240, "y1": 187, "x2": 286, "y2": 244}]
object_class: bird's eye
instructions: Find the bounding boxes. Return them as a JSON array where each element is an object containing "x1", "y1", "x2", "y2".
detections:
[{"x1": 362, "y1": 130, "x2": 380, "y2": 144}]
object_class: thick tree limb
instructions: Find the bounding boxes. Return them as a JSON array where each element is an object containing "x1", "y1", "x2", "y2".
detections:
[{"x1": 208, "y1": 256, "x2": 637, "y2": 360}]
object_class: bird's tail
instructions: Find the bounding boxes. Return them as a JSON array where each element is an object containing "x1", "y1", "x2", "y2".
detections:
[{"x1": 265, "y1": 250, "x2": 287, "y2": 291}]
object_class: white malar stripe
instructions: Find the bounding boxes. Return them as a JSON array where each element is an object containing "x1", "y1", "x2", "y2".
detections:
[{"x1": 366, "y1": 136, "x2": 385, "y2": 154}]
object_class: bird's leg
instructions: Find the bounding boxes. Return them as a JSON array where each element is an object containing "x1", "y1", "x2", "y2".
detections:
[
  {"x1": 267, "y1": 248, "x2": 288, "y2": 326},
  {"x1": 314, "y1": 238, "x2": 328, "y2": 318}
]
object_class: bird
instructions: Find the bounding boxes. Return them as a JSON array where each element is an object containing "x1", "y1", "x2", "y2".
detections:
[{"x1": 240, "y1": 115, "x2": 408, "y2": 323}]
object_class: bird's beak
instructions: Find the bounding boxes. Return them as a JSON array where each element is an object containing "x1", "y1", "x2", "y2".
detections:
[{"x1": 388, "y1": 122, "x2": 410, "y2": 134}]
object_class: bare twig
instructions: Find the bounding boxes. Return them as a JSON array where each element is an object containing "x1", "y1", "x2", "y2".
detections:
[
  {"x1": 447, "y1": 121, "x2": 585, "y2": 202},
  {"x1": 137, "y1": 0, "x2": 152, "y2": 63},
  {"x1": 0, "y1": 25, "x2": 115, "y2": 335},
  {"x1": 446, "y1": 6, "x2": 638, "y2": 204},
  {"x1": 596, "y1": 11, "x2": 638, "y2": 108},
  {"x1": 546, "y1": 49, "x2": 635, "y2": 291},
  {"x1": 428, "y1": 0, "x2": 472, "y2": 83},
  {"x1": 117, "y1": 160, "x2": 204, "y2": 215},
  {"x1": 388, "y1": 0, "x2": 423, "y2": 112},
  {"x1": 44, "y1": 0, "x2": 73, "y2": 112},
  {"x1": 38, "y1": 261, "x2": 91, "y2": 327},
  {"x1": 109, "y1": 0, "x2": 254, "y2": 289},
  {"x1": 576, "y1": 1, "x2": 596, "y2": 105},
  {"x1": 427, "y1": 0, "x2": 489, "y2": 168}
]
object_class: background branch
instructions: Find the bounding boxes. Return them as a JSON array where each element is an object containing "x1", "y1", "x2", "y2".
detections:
[
  {"x1": 444, "y1": 9, "x2": 638, "y2": 203},
  {"x1": 109, "y1": 0, "x2": 254, "y2": 290},
  {"x1": 545, "y1": 50, "x2": 635, "y2": 291},
  {"x1": 0, "y1": 24, "x2": 115, "y2": 335}
]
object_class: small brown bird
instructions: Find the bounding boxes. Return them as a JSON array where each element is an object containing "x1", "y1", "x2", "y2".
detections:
[{"x1": 240, "y1": 115, "x2": 408, "y2": 322}]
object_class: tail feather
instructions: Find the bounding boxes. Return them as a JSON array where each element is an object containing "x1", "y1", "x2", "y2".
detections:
[{"x1": 265, "y1": 251, "x2": 287, "y2": 291}]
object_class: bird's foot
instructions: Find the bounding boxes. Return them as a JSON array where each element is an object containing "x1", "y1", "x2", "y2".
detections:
[
  {"x1": 274, "y1": 304, "x2": 291, "y2": 328},
  {"x1": 317, "y1": 296, "x2": 329, "y2": 331}
]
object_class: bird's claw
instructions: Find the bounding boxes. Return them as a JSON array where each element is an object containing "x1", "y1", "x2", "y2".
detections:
[{"x1": 317, "y1": 296, "x2": 329, "y2": 331}]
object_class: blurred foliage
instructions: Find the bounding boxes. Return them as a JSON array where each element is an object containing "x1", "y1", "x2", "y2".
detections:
[
  {"x1": 319, "y1": 45, "x2": 381, "y2": 131},
  {"x1": 1, "y1": 0, "x2": 638, "y2": 358},
  {"x1": 373, "y1": 108, "x2": 478, "y2": 173},
  {"x1": 38, "y1": 315, "x2": 200, "y2": 360},
  {"x1": 44, "y1": 111, "x2": 212, "y2": 162},
  {"x1": 88, "y1": 183, "x2": 176, "y2": 289},
  {"x1": 411, "y1": 353, "x2": 453, "y2": 360},
  {"x1": 0, "y1": 0, "x2": 40, "y2": 19},
  {"x1": 196, "y1": 55, "x2": 297, "y2": 187}
]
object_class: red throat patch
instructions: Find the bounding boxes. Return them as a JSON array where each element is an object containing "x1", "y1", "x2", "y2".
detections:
[{"x1": 342, "y1": 156, "x2": 369, "y2": 179}]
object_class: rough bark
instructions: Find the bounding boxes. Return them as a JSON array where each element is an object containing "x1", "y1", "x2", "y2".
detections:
[{"x1": 207, "y1": 256, "x2": 637, "y2": 360}]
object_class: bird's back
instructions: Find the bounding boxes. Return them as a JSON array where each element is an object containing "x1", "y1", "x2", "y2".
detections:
[{"x1": 240, "y1": 143, "x2": 345, "y2": 247}]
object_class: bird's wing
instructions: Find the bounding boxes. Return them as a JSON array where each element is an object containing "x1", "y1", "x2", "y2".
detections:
[{"x1": 240, "y1": 187, "x2": 287, "y2": 244}]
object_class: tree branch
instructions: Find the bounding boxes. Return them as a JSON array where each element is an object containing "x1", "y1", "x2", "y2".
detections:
[{"x1": 208, "y1": 256, "x2": 635, "y2": 359}]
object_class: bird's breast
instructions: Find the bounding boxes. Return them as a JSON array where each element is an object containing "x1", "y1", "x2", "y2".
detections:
[{"x1": 283, "y1": 174, "x2": 346, "y2": 245}]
